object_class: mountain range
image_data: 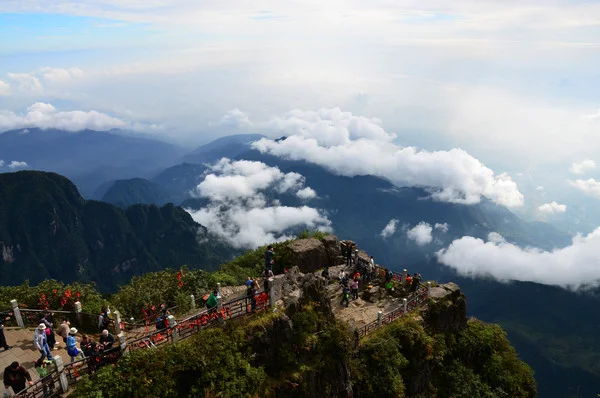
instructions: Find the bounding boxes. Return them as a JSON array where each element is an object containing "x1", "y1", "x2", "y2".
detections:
[
  {"x1": 0, "y1": 170, "x2": 237, "y2": 292},
  {"x1": 0, "y1": 128, "x2": 597, "y2": 397}
]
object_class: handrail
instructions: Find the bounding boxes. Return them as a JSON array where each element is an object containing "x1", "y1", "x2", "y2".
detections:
[
  {"x1": 357, "y1": 285, "x2": 428, "y2": 338},
  {"x1": 9, "y1": 251, "x2": 428, "y2": 398}
]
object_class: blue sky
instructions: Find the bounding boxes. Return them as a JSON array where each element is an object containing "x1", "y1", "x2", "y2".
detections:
[{"x1": 1, "y1": 0, "x2": 600, "y2": 232}]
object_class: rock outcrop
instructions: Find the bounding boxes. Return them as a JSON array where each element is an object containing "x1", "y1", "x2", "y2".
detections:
[
  {"x1": 423, "y1": 282, "x2": 467, "y2": 333},
  {"x1": 286, "y1": 237, "x2": 339, "y2": 273}
]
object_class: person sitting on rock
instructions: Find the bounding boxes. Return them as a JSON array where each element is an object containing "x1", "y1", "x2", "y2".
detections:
[
  {"x1": 100, "y1": 329, "x2": 115, "y2": 350},
  {"x1": 80, "y1": 334, "x2": 94, "y2": 358},
  {"x1": 340, "y1": 286, "x2": 350, "y2": 308}
]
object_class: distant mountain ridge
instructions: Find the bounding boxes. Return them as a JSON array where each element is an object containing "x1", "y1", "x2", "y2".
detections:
[
  {"x1": 0, "y1": 128, "x2": 187, "y2": 197},
  {"x1": 0, "y1": 170, "x2": 237, "y2": 292}
]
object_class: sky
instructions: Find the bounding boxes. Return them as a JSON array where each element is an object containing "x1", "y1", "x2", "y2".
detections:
[{"x1": 2, "y1": 1, "x2": 600, "y2": 287}]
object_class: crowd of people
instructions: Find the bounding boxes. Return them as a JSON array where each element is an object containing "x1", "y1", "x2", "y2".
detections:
[
  {"x1": 0, "y1": 307, "x2": 120, "y2": 396},
  {"x1": 333, "y1": 245, "x2": 423, "y2": 307}
]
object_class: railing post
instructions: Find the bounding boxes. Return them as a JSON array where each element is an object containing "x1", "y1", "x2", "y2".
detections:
[
  {"x1": 217, "y1": 283, "x2": 224, "y2": 323},
  {"x1": 53, "y1": 356, "x2": 69, "y2": 393},
  {"x1": 74, "y1": 300, "x2": 82, "y2": 327},
  {"x1": 427, "y1": 282, "x2": 431, "y2": 297},
  {"x1": 377, "y1": 311, "x2": 383, "y2": 326},
  {"x1": 403, "y1": 269, "x2": 407, "y2": 283},
  {"x1": 113, "y1": 310, "x2": 122, "y2": 335},
  {"x1": 171, "y1": 325, "x2": 179, "y2": 343},
  {"x1": 403, "y1": 298, "x2": 408, "y2": 314},
  {"x1": 118, "y1": 332, "x2": 127, "y2": 356},
  {"x1": 190, "y1": 294, "x2": 196, "y2": 311},
  {"x1": 10, "y1": 299, "x2": 24, "y2": 328}
]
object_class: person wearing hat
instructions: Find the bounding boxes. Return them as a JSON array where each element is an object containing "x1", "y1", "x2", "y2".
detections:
[
  {"x1": 3, "y1": 361, "x2": 33, "y2": 394},
  {"x1": 66, "y1": 327, "x2": 82, "y2": 363},
  {"x1": 34, "y1": 323, "x2": 53, "y2": 362}
]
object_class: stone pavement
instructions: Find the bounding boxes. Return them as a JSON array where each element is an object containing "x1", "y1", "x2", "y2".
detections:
[{"x1": 0, "y1": 327, "x2": 69, "y2": 392}]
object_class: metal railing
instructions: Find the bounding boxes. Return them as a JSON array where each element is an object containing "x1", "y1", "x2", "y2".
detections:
[
  {"x1": 14, "y1": 369, "x2": 61, "y2": 398},
  {"x1": 357, "y1": 285, "x2": 429, "y2": 338}
]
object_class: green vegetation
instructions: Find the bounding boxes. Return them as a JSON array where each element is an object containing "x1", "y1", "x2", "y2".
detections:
[
  {"x1": 296, "y1": 229, "x2": 330, "y2": 240},
  {"x1": 0, "y1": 279, "x2": 105, "y2": 313},
  {"x1": 0, "y1": 171, "x2": 237, "y2": 292},
  {"x1": 70, "y1": 271, "x2": 535, "y2": 398}
]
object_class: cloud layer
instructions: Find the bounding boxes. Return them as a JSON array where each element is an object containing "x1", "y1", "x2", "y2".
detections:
[
  {"x1": 252, "y1": 108, "x2": 524, "y2": 208},
  {"x1": 570, "y1": 179, "x2": 600, "y2": 199},
  {"x1": 186, "y1": 158, "x2": 330, "y2": 248},
  {"x1": 570, "y1": 159, "x2": 596, "y2": 175},
  {"x1": 0, "y1": 103, "x2": 129, "y2": 133},
  {"x1": 437, "y1": 230, "x2": 600, "y2": 289}
]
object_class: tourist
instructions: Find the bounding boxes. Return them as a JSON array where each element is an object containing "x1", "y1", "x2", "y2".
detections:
[
  {"x1": 350, "y1": 278, "x2": 359, "y2": 300},
  {"x1": 321, "y1": 267, "x2": 330, "y2": 283},
  {"x1": 34, "y1": 323, "x2": 53, "y2": 362},
  {"x1": 100, "y1": 329, "x2": 115, "y2": 350},
  {"x1": 80, "y1": 334, "x2": 94, "y2": 358},
  {"x1": 0, "y1": 321, "x2": 12, "y2": 350},
  {"x1": 57, "y1": 319, "x2": 70, "y2": 346},
  {"x1": 340, "y1": 286, "x2": 350, "y2": 308},
  {"x1": 67, "y1": 327, "x2": 82, "y2": 363},
  {"x1": 264, "y1": 245, "x2": 275, "y2": 272},
  {"x1": 411, "y1": 273, "x2": 422, "y2": 293},
  {"x1": 206, "y1": 290, "x2": 218, "y2": 310},
  {"x1": 98, "y1": 307, "x2": 111, "y2": 331},
  {"x1": 40, "y1": 312, "x2": 58, "y2": 350},
  {"x1": 262, "y1": 269, "x2": 274, "y2": 291},
  {"x1": 340, "y1": 272, "x2": 349, "y2": 288},
  {"x1": 3, "y1": 361, "x2": 33, "y2": 394},
  {"x1": 34, "y1": 358, "x2": 55, "y2": 396}
]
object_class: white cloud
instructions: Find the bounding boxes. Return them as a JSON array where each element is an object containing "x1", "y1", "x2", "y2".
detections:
[
  {"x1": 8, "y1": 161, "x2": 28, "y2": 169},
  {"x1": 407, "y1": 222, "x2": 433, "y2": 246},
  {"x1": 570, "y1": 179, "x2": 600, "y2": 199},
  {"x1": 380, "y1": 219, "x2": 399, "y2": 238},
  {"x1": 296, "y1": 187, "x2": 317, "y2": 200},
  {"x1": 252, "y1": 108, "x2": 524, "y2": 208},
  {"x1": 0, "y1": 80, "x2": 10, "y2": 96},
  {"x1": 193, "y1": 158, "x2": 307, "y2": 200},
  {"x1": 216, "y1": 109, "x2": 252, "y2": 129},
  {"x1": 538, "y1": 201, "x2": 567, "y2": 214},
  {"x1": 0, "y1": 102, "x2": 130, "y2": 132},
  {"x1": 7, "y1": 73, "x2": 43, "y2": 93},
  {"x1": 434, "y1": 223, "x2": 449, "y2": 233},
  {"x1": 0, "y1": 160, "x2": 4, "y2": 167},
  {"x1": 436, "y1": 229, "x2": 600, "y2": 289},
  {"x1": 40, "y1": 67, "x2": 84, "y2": 82},
  {"x1": 535, "y1": 186, "x2": 544, "y2": 191},
  {"x1": 570, "y1": 159, "x2": 596, "y2": 175},
  {"x1": 186, "y1": 158, "x2": 329, "y2": 248}
]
